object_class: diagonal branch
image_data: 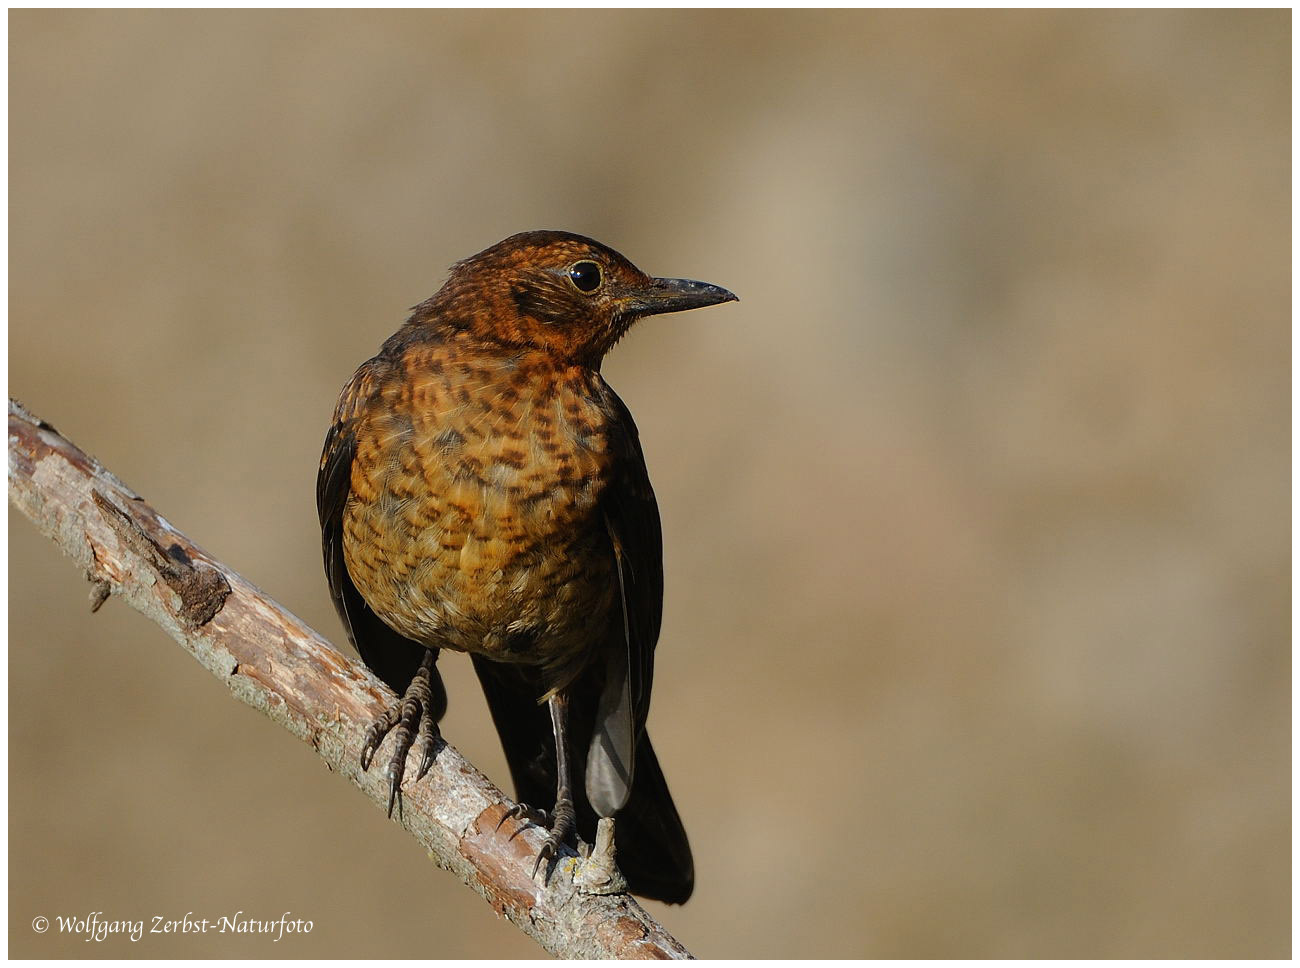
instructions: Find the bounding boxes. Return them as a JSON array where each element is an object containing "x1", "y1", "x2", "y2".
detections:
[{"x1": 6, "y1": 397, "x2": 691, "y2": 960}]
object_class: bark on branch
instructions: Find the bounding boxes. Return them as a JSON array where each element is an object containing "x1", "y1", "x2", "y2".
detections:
[{"x1": 7, "y1": 397, "x2": 691, "y2": 960}]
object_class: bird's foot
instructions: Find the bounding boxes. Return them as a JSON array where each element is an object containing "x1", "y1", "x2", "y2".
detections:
[
  {"x1": 494, "y1": 797, "x2": 579, "y2": 884},
  {"x1": 360, "y1": 656, "x2": 440, "y2": 818},
  {"x1": 497, "y1": 789, "x2": 577, "y2": 884},
  {"x1": 530, "y1": 787, "x2": 576, "y2": 882},
  {"x1": 573, "y1": 816, "x2": 628, "y2": 896}
]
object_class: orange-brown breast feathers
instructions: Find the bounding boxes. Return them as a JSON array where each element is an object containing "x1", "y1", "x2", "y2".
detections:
[{"x1": 336, "y1": 337, "x2": 621, "y2": 680}]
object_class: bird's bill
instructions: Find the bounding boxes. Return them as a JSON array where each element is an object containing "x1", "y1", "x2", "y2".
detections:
[{"x1": 629, "y1": 277, "x2": 739, "y2": 317}]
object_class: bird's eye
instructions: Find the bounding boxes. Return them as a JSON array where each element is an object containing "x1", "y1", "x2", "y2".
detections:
[{"x1": 567, "y1": 261, "x2": 603, "y2": 293}]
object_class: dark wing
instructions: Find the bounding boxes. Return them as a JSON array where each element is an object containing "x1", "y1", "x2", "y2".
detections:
[
  {"x1": 584, "y1": 388, "x2": 664, "y2": 816},
  {"x1": 607, "y1": 391, "x2": 665, "y2": 733},
  {"x1": 317, "y1": 357, "x2": 429, "y2": 693},
  {"x1": 590, "y1": 387, "x2": 692, "y2": 902}
]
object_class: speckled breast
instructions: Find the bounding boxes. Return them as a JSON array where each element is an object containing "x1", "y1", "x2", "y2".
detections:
[{"x1": 340, "y1": 348, "x2": 618, "y2": 677}]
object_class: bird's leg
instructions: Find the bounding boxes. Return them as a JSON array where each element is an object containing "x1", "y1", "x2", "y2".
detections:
[
  {"x1": 360, "y1": 649, "x2": 444, "y2": 817},
  {"x1": 531, "y1": 692, "x2": 577, "y2": 881}
]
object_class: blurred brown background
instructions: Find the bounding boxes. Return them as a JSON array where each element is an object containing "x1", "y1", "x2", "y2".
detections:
[{"x1": 8, "y1": 9, "x2": 1289, "y2": 959}]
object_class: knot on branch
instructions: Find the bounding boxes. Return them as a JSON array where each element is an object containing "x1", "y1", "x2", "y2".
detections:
[{"x1": 92, "y1": 490, "x2": 231, "y2": 626}]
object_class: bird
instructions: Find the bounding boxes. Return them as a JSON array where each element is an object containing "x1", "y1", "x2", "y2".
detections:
[{"x1": 317, "y1": 230, "x2": 736, "y2": 903}]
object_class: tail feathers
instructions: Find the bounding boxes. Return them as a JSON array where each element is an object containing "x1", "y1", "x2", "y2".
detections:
[{"x1": 612, "y1": 734, "x2": 693, "y2": 903}]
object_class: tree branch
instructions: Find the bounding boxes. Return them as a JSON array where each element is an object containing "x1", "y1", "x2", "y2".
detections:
[{"x1": 7, "y1": 397, "x2": 692, "y2": 960}]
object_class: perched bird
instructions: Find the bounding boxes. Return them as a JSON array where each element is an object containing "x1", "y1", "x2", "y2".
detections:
[{"x1": 317, "y1": 230, "x2": 736, "y2": 903}]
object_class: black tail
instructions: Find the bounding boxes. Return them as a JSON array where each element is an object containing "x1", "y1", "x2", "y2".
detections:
[{"x1": 471, "y1": 656, "x2": 693, "y2": 903}]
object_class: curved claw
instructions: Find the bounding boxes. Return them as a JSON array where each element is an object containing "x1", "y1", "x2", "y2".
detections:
[
  {"x1": 531, "y1": 839, "x2": 558, "y2": 879},
  {"x1": 386, "y1": 767, "x2": 402, "y2": 818},
  {"x1": 497, "y1": 801, "x2": 551, "y2": 836},
  {"x1": 495, "y1": 803, "x2": 521, "y2": 832},
  {"x1": 360, "y1": 706, "x2": 401, "y2": 772}
]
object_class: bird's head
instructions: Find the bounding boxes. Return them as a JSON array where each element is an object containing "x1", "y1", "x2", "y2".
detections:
[{"x1": 411, "y1": 231, "x2": 737, "y2": 365}]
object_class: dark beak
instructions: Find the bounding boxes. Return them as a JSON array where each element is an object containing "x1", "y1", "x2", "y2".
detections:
[{"x1": 630, "y1": 277, "x2": 738, "y2": 317}]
